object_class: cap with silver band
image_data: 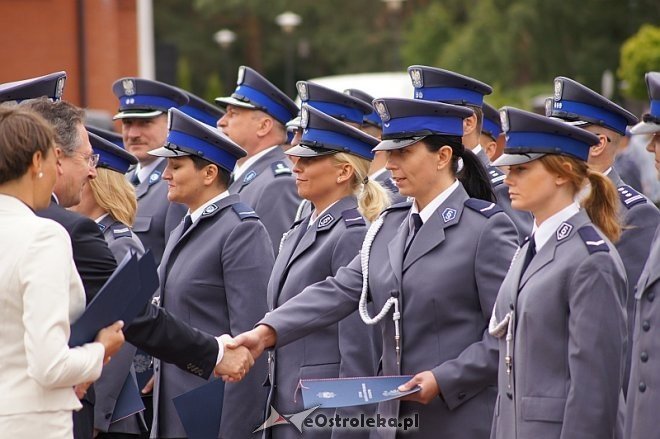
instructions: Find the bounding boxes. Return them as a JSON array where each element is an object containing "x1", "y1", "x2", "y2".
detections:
[{"x1": 492, "y1": 107, "x2": 600, "y2": 167}]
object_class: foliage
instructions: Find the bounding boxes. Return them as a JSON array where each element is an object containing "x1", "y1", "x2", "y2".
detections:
[{"x1": 619, "y1": 25, "x2": 660, "y2": 100}]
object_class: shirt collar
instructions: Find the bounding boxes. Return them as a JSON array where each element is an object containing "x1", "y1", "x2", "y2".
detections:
[
  {"x1": 532, "y1": 202, "x2": 580, "y2": 252},
  {"x1": 233, "y1": 145, "x2": 279, "y2": 181},
  {"x1": 603, "y1": 167, "x2": 612, "y2": 176},
  {"x1": 309, "y1": 200, "x2": 340, "y2": 227},
  {"x1": 95, "y1": 213, "x2": 110, "y2": 224},
  {"x1": 136, "y1": 157, "x2": 164, "y2": 184},
  {"x1": 51, "y1": 192, "x2": 60, "y2": 205},
  {"x1": 471, "y1": 144, "x2": 483, "y2": 156},
  {"x1": 188, "y1": 191, "x2": 230, "y2": 224},
  {"x1": 410, "y1": 179, "x2": 459, "y2": 225}
]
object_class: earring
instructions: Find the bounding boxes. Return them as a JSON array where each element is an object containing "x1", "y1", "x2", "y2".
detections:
[
  {"x1": 337, "y1": 178, "x2": 342, "y2": 183},
  {"x1": 38, "y1": 172, "x2": 43, "y2": 179}
]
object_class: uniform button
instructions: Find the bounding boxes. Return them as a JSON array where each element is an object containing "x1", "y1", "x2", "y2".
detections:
[
  {"x1": 639, "y1": 382, "x2": 647, "y2": 392},
  {"x1": 105, "y1": 413, "x2": 112, "y2": 420},
  {"x1": 648, "y1": 292, "x2": 656, "y2": 302},
  {"x1": 643, "y1": 320, "x2": 651, "y2": 332},
  {"x1": 509, "y1": 303, "x2": 514, "y2": 310},
  {"x1": 506, "y1": 392, "x2": 513, "y2": 400},
  {"x1": 641, "y1": 351, "x2": 649, "y2": 362},
  {"x1": 457, "y1": 392, "x2": 466, "y2": 400}
]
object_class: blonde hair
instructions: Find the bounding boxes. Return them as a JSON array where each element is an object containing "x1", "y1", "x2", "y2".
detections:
[
  {"x1": 539, "y1": 155, "x2": 621, "y2": 242},
  {"x1": 89, "y1": 168, "x2": 138, "y2": 226},
  {"x1": 332, "y1": 152, "x2": 391, "y2": 222}
]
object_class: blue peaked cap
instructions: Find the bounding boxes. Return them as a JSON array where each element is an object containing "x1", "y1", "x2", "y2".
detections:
[
  {"x1": 345, "y1": 88, "x2": 382, "y2": 128},
  {"x1": 0, "y1": 71, "x2": 66, "y2": 102},
  {"x1": 408, "y1": 65, "x2": 492, "y2": 108},
  {"x1": 631, "y1": 72, "x2": 660, "y2": 135},
  {"x1": 112, "y1": 78, "x2": 188, "y2": 119},
  {"x1": 372, "y1": 98, "x2": 472, "y2": 151},
  {"x1": 548, "y1": 76, "x2": 638, "y2": 135},
  {"x1": 296, "y1": 81, "x2": 373, "y2": 126},
  {"x1": 88, "y1": 131, "x2": 137, "y2": 174},
  {"x1": 286, "y1": 105, "x2": 378, "y2": 160},
  {"x1": 149, "y1": 108, "x2": 246, "y2": 172},
  {"x1": 482, "y1": 103, "x2": 502, "y2": 139},
  {"x1": 215, "y1": 66, "x2": 297, "y2": 125},
  {"x1": 177, "y1": 88, "x2": 225, "y2": 127},
  {"x1": 493, "y1": 107, "x2": 599, "y2": 166},
  {"x1": 86, "y1": 125, "x2": 124, "y2": 149}
]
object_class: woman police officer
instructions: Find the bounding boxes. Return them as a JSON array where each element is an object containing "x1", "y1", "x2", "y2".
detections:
[
  {"x1": 231, "y1": 98, "x2": 519, "y2": 438},
  {"x1": 488, "y1": 107, "x2": 627, "y2": 439}
]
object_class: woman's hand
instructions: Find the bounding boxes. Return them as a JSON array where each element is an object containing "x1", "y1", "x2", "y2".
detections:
[
  {"x1": 95, "y1": 320, "x2": 125, "y2": 364},
  {"x1": 398, "y1": 371, "x2": 441, "y2": 404}
]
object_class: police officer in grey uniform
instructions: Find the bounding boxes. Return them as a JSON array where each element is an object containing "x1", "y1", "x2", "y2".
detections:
[
  {"x1": 624, "y1": 71, "x2": 660, "y2": 439},
  {"x1": 234, "y1": 98, "x2": 519, "y2": 439},
  {"x1": 265, "y1": 105, "x2": 388, "y2": 439},
  {"x1": 408, "y1": 65, "x2": 534, "y2": 241},
  {"x1": 480, "y1": 102, "x2": 503, "y2": 162},
  {"x1": 489, "y1": 108, "x2": 627, "y2": 439},
  {"x1": 216, "y1": 66, "x2": 300, "y2": 255},
  {"x1": 84, "y1": 131, "x2": 147, "y2": 438},
  {"x1": 547, "y1": 76, "x2": 660, "y2": 389},
  {"x1": 112, "y1": 78, "x2": 188, "y2": 264},
  {"x1": 148, "y1": 108, "x2": 272, "y2": 438}
]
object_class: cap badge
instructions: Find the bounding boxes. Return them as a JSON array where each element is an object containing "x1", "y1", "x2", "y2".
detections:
[
  {"x1": 553, "y1": 79, "x2": 563, "y2": 101},
  {"x1": 297, "y1": 82, "x2": 309, "y2": 101},
  {"x1": 55, "y1": 77, "x2": 66, "y2": 99},
  {"x1": 409, "y1": 69, "x2": 423, "y2": 88},
  {"x1": 442, "y1": 208, "x2": 457, "y2": 223},
  {"x1": 122, "y1": 79, "x2": 136, "y2": 96},
  {"x1": 544, "y1": 98, "x2": 553, "y2": 117},
  {"x1": 556, "y1": 222, "x2": 573, "y2": 241},
  {"x1": 374, "y1": 101, "x2": 390, "y2": 123},
  {"x1": 499, "y1": 110, "x2": 509, "y2": 133},
  {"x1": 237, "y1": 66, "x2": 246, "y2": 85},
  {"x1": 300, "y1": 106, "x2": 310, "y2": 129}
]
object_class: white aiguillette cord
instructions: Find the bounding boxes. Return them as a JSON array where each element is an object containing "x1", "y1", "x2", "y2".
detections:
[{"x1": 358, "y1": 212, "x2": 402, "y2": 366}]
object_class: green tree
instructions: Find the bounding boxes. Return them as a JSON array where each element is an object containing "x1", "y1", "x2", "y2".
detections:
[{"x1": 619, "y1": 24, "x2": 660, "y2": 100}]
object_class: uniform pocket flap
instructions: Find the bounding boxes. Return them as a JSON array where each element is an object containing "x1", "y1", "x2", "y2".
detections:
[
  {"x1": 133, "y1": 216, "x2": 151, "y2": 233},
  {"x1": 299, "y1": 362, "x2": 340, "y2": 380},
  {"x1": 521, "y1": 396, "x2": 565, "y2": 423}
]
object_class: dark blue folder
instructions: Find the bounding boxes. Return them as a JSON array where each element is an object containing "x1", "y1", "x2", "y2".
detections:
[
  {"x1": 110, "y1": 373, "x2": 145, "y2": 423},
  {"x1": 301, "y1": 376, "x2": 420, "y2": 409},
  {"x1": 69, "y1": 250, "x2": 160, "y2": 347},
  {"x1": 173, "y1": 379, "x2": 225, "y2": 439}
]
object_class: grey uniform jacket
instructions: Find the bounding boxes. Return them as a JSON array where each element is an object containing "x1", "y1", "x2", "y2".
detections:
[
  {"x1": 476, "y1": 148, "x2": 533, "y2": 242},
  {"x1": 608, "y1": 170, "x2": 660, "y2": 389},
  {"x1": 261, "y1": 183, "x2": 518, "y2": 439},
  {"x1": 128, "y1": 159, "x2": 187, "y2": 264},
  {"x1": 229, "y1": 146, "x2": 301, "y2": 255},
  {"x1": 624, "y1": 224, "x2": 660, "y2": 439},
  {"x1": 490, "y1": 210, "x2": 627, "y2": 439},
  {"x1": 94, "y1": 216, "x2": 146, "y2": 434},
  {"x1": 266, "y1": 196, "x2": 378, "y2": 439},
  {"x1": 151, "y1": 194, "x2": 273, "y2": 439}
]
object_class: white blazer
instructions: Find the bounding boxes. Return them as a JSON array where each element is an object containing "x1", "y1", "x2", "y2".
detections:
[{"x1": 0, "y1": 194, "x2": 104, "y2": 416}]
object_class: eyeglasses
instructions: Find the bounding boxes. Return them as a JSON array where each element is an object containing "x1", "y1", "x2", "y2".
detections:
[{"x1": 75, "y1": 152, "x2": 100, "y2": 168}]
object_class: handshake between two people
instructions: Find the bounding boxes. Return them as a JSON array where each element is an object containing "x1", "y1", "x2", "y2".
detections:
[{"x1": 213, "y1": 325, "x2": 277, "y2": 382}]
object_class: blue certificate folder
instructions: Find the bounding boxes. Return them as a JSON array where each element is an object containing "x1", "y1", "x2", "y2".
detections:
[
  {"x1": 110, "y1": 373, "x2": 145, "y2": 423},
  {"x1": 173, "y1": 379, "x2": 225, "y2": 439},
  {"x1": 69, "y1": 250, "x2": 159, "y2": 347},
  {"x1": 301, "y1": 376, "x2": 421, "y2": 409}
]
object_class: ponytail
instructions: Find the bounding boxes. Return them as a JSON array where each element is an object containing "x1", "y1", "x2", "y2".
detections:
[
  {"x1": 583, "y1": 169, "x2": 621, "y2": 242},
  {"x1": 539, "y1": 155, "x2": 621, "y2": 243},
  {"x1": 424, "y1": 135, "x2": 496, "y2": 202},
  {"x1": 332, "y1": 152, "x2": 391, "y2": 222}
]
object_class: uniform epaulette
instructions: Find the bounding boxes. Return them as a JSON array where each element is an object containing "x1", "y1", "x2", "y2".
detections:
[
  {"x1": 111, "y1": 224, "x2": 132, "y2": 239},
  {"x1": 577, "y1": 225, "x2": 609, "y2": 254},
  {"x1": 617, "y1": 185, "x2": 647, "y2": 209},
  {"x1": 231, "y1": 202, "x2": 259, "y2": 220},
  {"x1": 488, "y1": 166, "x2": 506, "y2": 187},
  {"x1": 341, "y1": 208, "x2": 366, "y2": 228},
  {"x1": 271, "y1": 161, "x2": 292, "y2": 177},
  {"x1": 384, "y1": 200, "x2": 413, "y2": 213},
  {"x1": 464, "y1": 199, "x2": 502, "y2": 218}
]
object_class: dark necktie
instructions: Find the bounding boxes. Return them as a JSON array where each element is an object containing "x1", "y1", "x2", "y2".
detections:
[
  {"x1": 404, "y1": 213, "x2": 423, "y2": 256},
  {"x1": 520, "y1": 234, "x2": 536, "y2": 275},
  {"x1": 181, "y1": 215, "x2": 193, "y2": 234},
  {"x1": 131, "y1": 172, "x2": 140, "y2": 186}
]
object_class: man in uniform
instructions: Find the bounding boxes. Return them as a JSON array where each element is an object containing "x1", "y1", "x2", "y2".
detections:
[
  {"x1": 407, "y1": 65, "x2": 534, "y2": 241},
  {"x1": 215, "y1": 66, "x2": 300, "y2": 254},
  {"x1": 547, "y1": 76, "x2": 660, "y2": 391},
  {"x1": 112, "y1": 78, "x2": 188, "y2": 265}
]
